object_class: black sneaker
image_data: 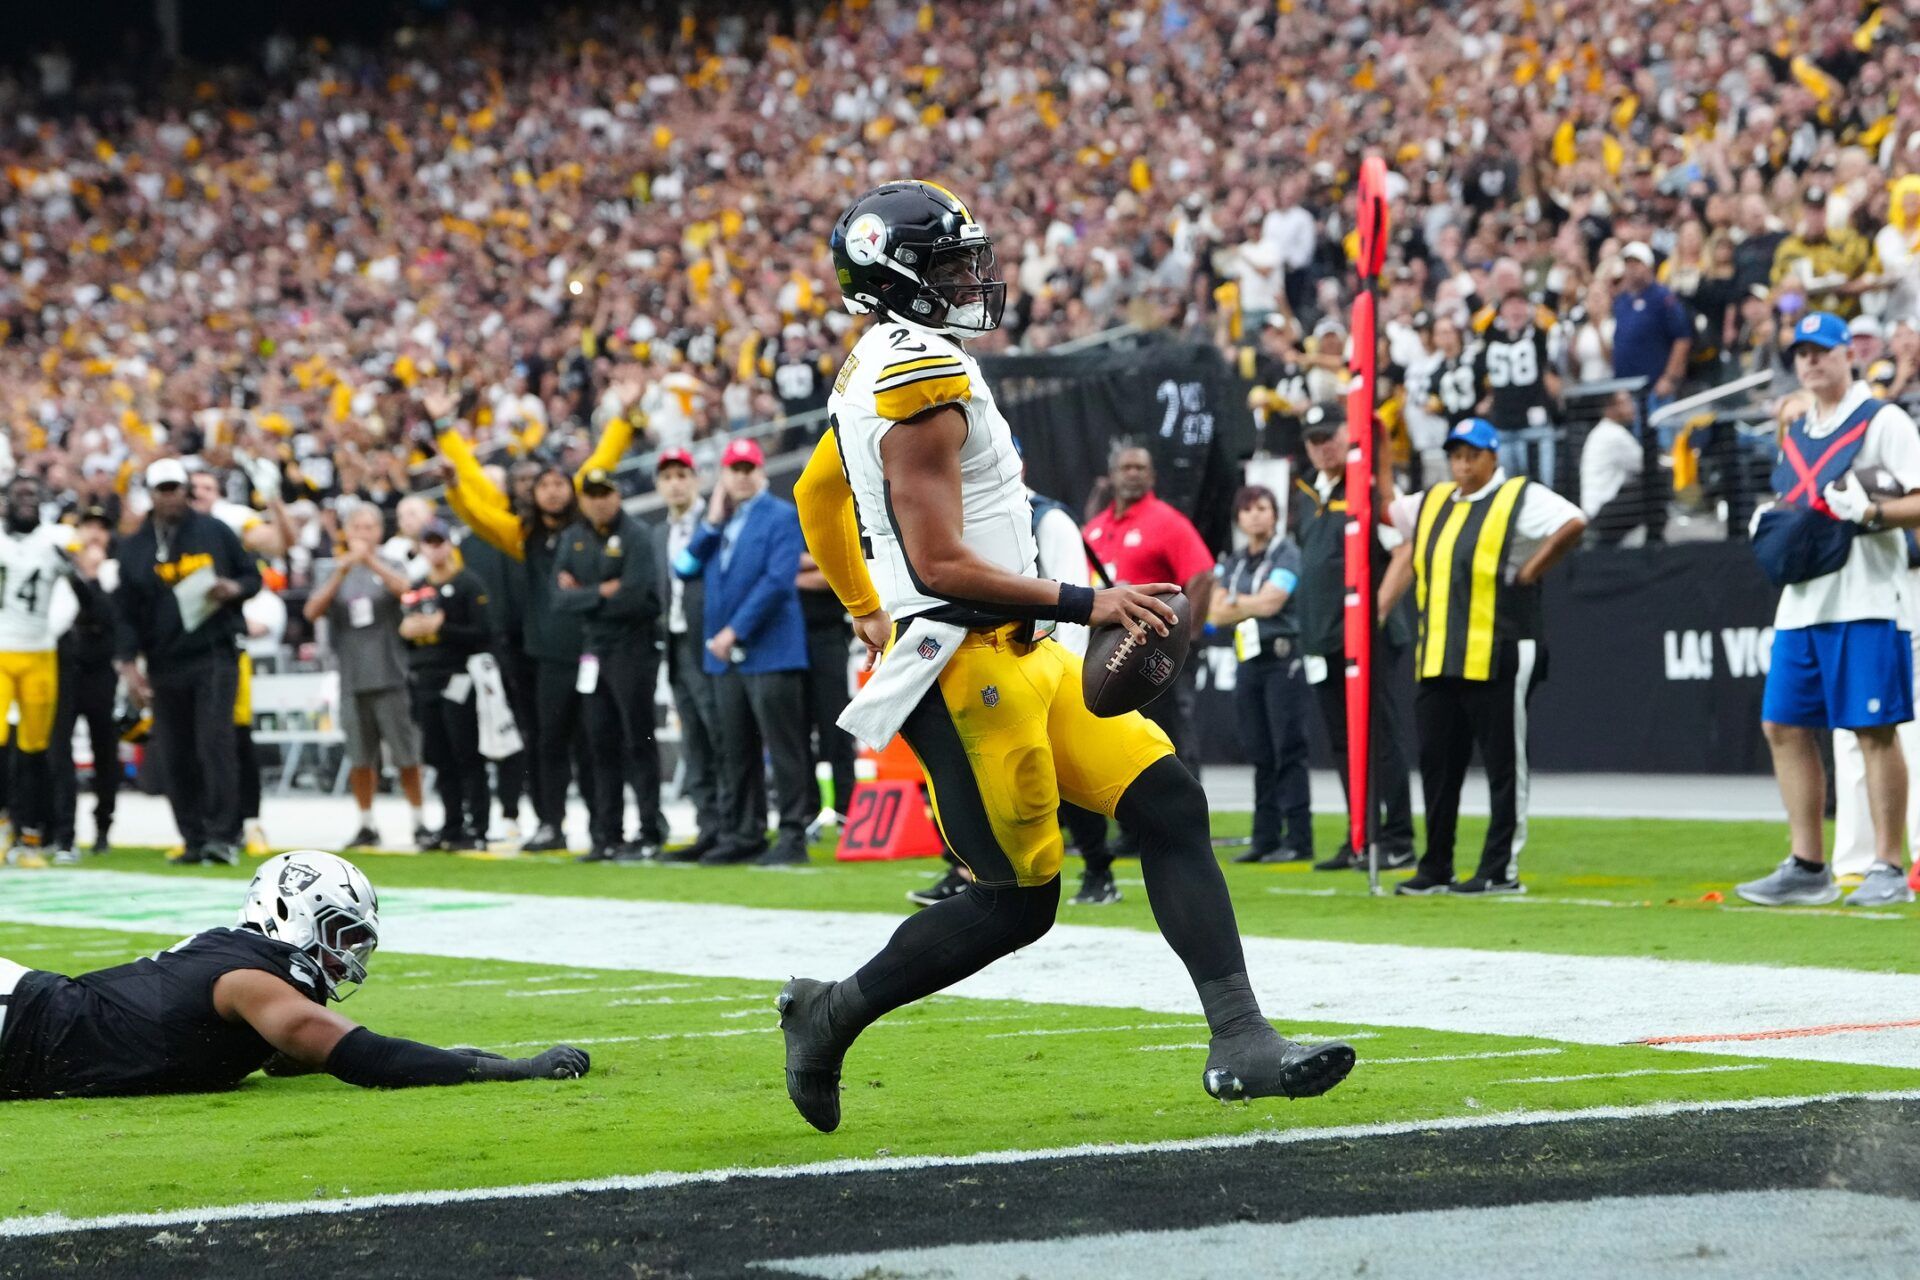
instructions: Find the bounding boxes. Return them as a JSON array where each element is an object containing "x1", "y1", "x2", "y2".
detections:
[
  {"x1": 777, "y1": 978, "x2": 850, "y2": 1133},
  {"x1": 342, "y1": 826, "x2": 380, "y2": 850},
  {"x1": 907, "y1": 867, "x2": 970, "y2": 906},
  {"x1": 1394, "y1": 871, "x2": 1455, "y2": 896},
  {"x1": 700, "y1": 841, "x2": 766, "y2": 866},
  {"x1": 755, "y1": 842, "x2": 811, "y2": 867},
  {"x1": 576, "y1": 845, "x2": 619, "y2": 863},
  {"x1": 615, "y1": 841, "x2": 661, "y2": 863},
  {"x1": 90, "y1": 832, "x2": 111, "y2": 855},
  {"x1": 1231, "y1": 845, "x2": 1274, "y2": 864},
  {"x1": 520, "y1": 824, "x2": 567, "y2": 853},
  {"x1": 1258, "y1": 847, "x2": 1312, "y2": 864},
  {"x1": 1314, "y1": 845, "x2": 1361, "y2": 871},
  {"x1": 1203, "y1": 1020, "x2": 1356, "y2": 1101},
  {"x1": 167, "y1": 845, "x2": 206, "y2": 866},
  {"x1": 1070, "y1": 869, "x2": 1122, "y2": 905},
  {"x1": 1379, "y1": 848, "x2": 1417, "y2": 870},
  {"x1": 657, "y1": 835, "x2": 715, "y2": 864},
  {"x1": 1453, "y1": 875, "x2": 1525, "y2": 896},
  {"x1": 447, "y1": 830, "x2": 487, "y2": 853},
  {"x1": 416, "y1": 826, "x2": 443, "y2": 853},
  {"x1": 201, "y1": 842, "x2": 240, "y2": 867}
]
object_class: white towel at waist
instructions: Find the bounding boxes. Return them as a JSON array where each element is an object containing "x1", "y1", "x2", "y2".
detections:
[{"x1": 836, "y1": 617, "x2": 966, "y2": 752}]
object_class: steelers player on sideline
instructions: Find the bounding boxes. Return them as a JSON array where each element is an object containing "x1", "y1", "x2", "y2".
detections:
[
  {"x1": 778, "y1": 181, "x2": 1355, "y2": 1132},
  {"x1": 0, "y1": 474, "x2": 83, "y2": 869},
  {"x1": 0, "y1": 850, "x2": 588, "y2": 1098}
]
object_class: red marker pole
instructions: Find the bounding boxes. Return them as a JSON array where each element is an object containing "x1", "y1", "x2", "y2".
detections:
[{"x1": 1346, "y1": 155, "x2": 1389, "y2": 895}]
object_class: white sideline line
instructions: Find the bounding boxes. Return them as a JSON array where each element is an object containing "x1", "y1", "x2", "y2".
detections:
[
  {"x1": 1353, "y1": 1048, "x2": 1563, "y2": 1066},
  {"x1": 984, "y1": 1023, "x2": 1205, "y2": 1039},
  {"x1": 1136, "y1": 1032, "x2": 1381, "y2": 1052},
  {"x1": 506, "y1": 983, "x2": 694, "y2": 999},
  {"x1": 1493, "y1": 1065, "x2": 1765, "y2": 1086},
  {"x1": 605, "y1": 994, "x2": 767, "y2": 1008},
  {"x1": 8, "y1": 1089, "x2": 1920, "y2": 1240}
]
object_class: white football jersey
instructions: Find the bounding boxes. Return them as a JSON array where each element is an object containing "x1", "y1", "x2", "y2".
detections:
[
  {"x1": 0, "y1": 524, "x2": 80, "y2": 652},
  {"x1": 828, "y1": 321, "x2": 1037, "y2": 623}
]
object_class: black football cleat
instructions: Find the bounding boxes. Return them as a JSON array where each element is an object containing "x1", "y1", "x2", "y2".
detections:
[
  {"x1": 778, "y1": 977, "x2": 848, "y2": 1133},
  {"x1": 1203, "y1": 1022, "x2": 1356, "y2": 1102}
]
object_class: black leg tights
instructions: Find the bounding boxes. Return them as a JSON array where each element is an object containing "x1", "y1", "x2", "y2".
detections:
[
  {"x1": 1117, "y1": 755, "x2": 1248, "y2": 990},
  {"x1": 845, "y1": 878, "x2": 1060, "y2": 1031}
]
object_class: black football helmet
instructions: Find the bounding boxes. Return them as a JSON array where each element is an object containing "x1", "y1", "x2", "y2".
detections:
[{"x1": 829, "y1": 181, "x2": 1005, "y2": 339}]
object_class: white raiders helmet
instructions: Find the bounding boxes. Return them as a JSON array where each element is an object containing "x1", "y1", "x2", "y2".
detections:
[{"x1": 240, "y1": 851, "x2": 380, "y2": 1001}]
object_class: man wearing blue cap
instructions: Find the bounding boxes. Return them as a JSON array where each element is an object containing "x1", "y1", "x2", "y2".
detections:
[
  {"x1": 1737, "y1": 311, "x2": 1920, "y2": 908},
  {"x1": 1377, "y1": 417, "x2": 1586, "y2": 895}
]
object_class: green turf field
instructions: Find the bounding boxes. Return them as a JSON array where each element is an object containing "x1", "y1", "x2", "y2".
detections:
[{"x1": 1, "y1": 812, "x2": 1915, "y2": 1223}]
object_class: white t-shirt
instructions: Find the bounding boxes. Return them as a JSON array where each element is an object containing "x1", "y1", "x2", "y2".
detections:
[
  {"x1": 1029, "y1": 491, "x2": 1091, "y2": 656},
  {"x1": 1388, "y1": 470, "x2": 1585, "y2": 575},
  {"x1": 1578, "y1": 418, "x2": 1643, "y2": 517},
  {"x1": 1774, "y1": 382, "x2": 1920, "y2": 630}
]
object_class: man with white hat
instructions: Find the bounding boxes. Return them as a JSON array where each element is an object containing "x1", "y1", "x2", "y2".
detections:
[{"x1": 111, "y1": 458, "x2": 260, "y2": 865}]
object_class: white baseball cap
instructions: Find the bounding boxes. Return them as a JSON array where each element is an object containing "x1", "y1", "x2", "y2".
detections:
[
  {"x1": 1621, "y1": 242, "x2": 1657, "y2": 267},
  {"x1": 145, "y1": 458, "x2": 188, "y2": 488}
]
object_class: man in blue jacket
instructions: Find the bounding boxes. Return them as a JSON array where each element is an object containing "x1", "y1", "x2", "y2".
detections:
[{"x1": 672, "y1": 439, "x2": 812, "y2": 865}]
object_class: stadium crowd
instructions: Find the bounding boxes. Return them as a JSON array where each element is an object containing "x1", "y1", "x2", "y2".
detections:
[{"x1": 3, "y1": 0, "x2": 1920, "y2": 871}]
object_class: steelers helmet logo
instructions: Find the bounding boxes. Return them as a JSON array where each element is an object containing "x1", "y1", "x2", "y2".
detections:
[{"x1": 845, "y1": 213, "x2": 888, "y2": 266}]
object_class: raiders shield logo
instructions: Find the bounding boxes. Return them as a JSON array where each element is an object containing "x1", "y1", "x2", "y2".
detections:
[
  {"x1": 278, "y1": 862, "x2": 322, "y2": 895},
  {"x1": 1143, "y1": 651, "x2": 1176, "y2": 687}
]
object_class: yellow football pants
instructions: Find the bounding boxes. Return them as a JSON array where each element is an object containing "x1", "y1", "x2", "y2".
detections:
[
  {"x1": 897, "y1": 623, "x2": 1173, "y2": 889},
  {"x1": 0, "y1": 649, "x2": 58, "y2": 752}
]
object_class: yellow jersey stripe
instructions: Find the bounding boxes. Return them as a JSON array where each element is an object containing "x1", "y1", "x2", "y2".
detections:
[
  {"x1": 876, "y1": 354, "x2": 965, "y2": 382},
  {"x1": 874, "y1": 372, "x2": 972, "y2": 422}
]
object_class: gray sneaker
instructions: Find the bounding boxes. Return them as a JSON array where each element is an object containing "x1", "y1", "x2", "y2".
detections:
[
  {"x1": 1734, "y1": 857, "x2": 1840, "y2": 907},
  {"x1": 1845, "y1": 863, "x2": 1916, "y2": 908}
]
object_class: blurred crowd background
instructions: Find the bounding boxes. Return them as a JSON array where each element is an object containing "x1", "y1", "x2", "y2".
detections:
[{"x1": 2, "y1": 0, "x2": 1919, "y2": 859}]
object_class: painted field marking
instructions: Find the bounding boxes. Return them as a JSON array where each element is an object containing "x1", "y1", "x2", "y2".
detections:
[
  {"x1": 605, "y1": 994, "x2": 766, "y2": 1008},
  {"x1": 1136, "y1": 1033, "x2": 1381, "y2": 1052},
  {"x1": 1492, "y1": 1065, "x2": 1764, "y2": 1086},
  {"x1": 507, "y1": 983, "x2": 695, "y2": 999},
  {"x1": 8, "y1": 1089, "x2": 1920, "y2": 1240},
  {"x1": 1638, "y1": 1017, "x2": 1920, "y2": 1046},
  {"x1": 1362, "y1": 1047, "x2": 1563, "y2": 1066},
  {"x1": 985, "y1": 1023, "x2": 1206, "y2": 1039}
]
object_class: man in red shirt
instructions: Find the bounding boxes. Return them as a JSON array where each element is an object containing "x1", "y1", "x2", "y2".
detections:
[{"x1": 1081, "y1": 443, "x2": 1218, "y2": 871}]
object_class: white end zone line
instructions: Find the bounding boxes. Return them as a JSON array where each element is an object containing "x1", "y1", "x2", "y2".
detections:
[{"x1": 8, "y1": 1089, "x2": 1920, "y2": 1241}]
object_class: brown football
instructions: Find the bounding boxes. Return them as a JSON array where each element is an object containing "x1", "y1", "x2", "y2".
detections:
[{"x1": 1082, "y1": 591, "x2": 1193, "y2": 718}]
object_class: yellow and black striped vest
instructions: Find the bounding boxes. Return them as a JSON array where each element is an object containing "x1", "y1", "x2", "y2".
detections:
[{"x1": 1411, "y1": 477, "x2": 1540, "y2": 682}]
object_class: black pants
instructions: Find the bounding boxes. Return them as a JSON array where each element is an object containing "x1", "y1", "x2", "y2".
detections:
[
  {"x1": 802, "y1": 623, "x2": 857, "y2": 815},
  {"x1": 1589, "y1": 476, "x2": 1659, "y2": 547},
  {"x1": 667, "y1": 629, "x2": 723, "y2": 841},
  {"x1": 151, "y1": 653, "x2": 240, "y2": 849},
  {"x1": 1312, "y1": 645, "x2": 1416, "y2": 854},
  {"x1": 1237, "y1": 655, "x2": 1313, "y2": 857},
  {"x1": 493, "y1": 645, "x2": 536, "y2": 823},
  {"x1": 236, "y1": 725, "x2": 261, "y2": 823},
  {"x1": 51, "y1": 660, "x2": 118, "y2": 849},
  {"x1": 411, "y1": 678, "x2": 490, "y2": 837},
  {"x1": 713, "y1": 668, "x2": 810, "y2": 852},
  {"x1": 586, "y1": 643, "x2": 665, "y2": 849},
  {"x1": 1415, "y1": 640, "x2": 1544, "y2": 884},
  {"x1": 533, "y1": 657, "x2": 603, "y2": 840}
]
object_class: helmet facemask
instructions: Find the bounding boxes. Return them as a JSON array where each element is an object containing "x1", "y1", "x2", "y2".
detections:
[
  {"x1": 913, "y1": 240, "x2": 1005, "y2": 339},
  {"x1": 311, "y1": 906, "x2": 378, "y2": 1001}
]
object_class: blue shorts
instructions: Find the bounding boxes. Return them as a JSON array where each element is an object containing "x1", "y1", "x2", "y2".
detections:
[{"x1": 1762, "y1": 620, "x2": 1915, "y2": 730}]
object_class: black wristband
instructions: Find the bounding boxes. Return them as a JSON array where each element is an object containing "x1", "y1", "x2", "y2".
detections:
[
  {"x1": 325, "y1": 1026, "x2": 500, "y2": 1089},
  {"x1": 1057, "y1": 582, "x2": 1096, "y2": 625}
]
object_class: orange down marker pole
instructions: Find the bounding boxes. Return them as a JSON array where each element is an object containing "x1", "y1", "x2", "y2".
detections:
[{"x1": 1345, "y1": 154, "x2": 1389, "y2": 895}]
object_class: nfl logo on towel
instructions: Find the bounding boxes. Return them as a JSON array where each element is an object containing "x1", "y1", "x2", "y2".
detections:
[
  {"x1": 917, "y1": 637, "x2": 942, "y2": 660},
  {"x1": 982, "y1": 685, "x2": 999, "y2": 708}
]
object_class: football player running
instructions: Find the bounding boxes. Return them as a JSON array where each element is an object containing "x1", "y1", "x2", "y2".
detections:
[
  {"x1": 780, "y1": 181, "x2": 1354, "y2": 1131},
  {"x1": 0, "y1": 851, "x2": 588, "y2": 1098},
  {"x1": 0, "y1": 474, "x2": 83, "y2": 868}
]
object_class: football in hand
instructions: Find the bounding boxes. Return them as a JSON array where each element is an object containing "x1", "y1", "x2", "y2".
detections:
[{"x1": 1082, "y1": 591, "x2": 1192, "y2": 718}]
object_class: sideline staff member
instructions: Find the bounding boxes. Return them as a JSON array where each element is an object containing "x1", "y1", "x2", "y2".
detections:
[{"x1": 1379, "y1": 418, "x2": 1585, "y2": 895}]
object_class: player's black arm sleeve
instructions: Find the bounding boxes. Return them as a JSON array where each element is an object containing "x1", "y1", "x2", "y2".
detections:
[{"x1": 324, "y1": 1027, "x2": 587, "y2": 1088}]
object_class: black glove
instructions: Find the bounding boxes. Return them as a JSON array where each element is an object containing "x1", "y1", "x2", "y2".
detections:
[{"x1": 527, "y1": 1046, "x2": 591, "y2": 1079}]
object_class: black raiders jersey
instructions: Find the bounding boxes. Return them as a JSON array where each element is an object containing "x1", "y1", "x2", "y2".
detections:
[
  {"x1": 1236, "y1": 344, "x2": 1311, "y2": 454},
  {"x1": 773, "y1": 351, "x2": 832, "y2": 418},
  {"x1": 0, "y1": 927, "x2": 325, "y2": 1099}
]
